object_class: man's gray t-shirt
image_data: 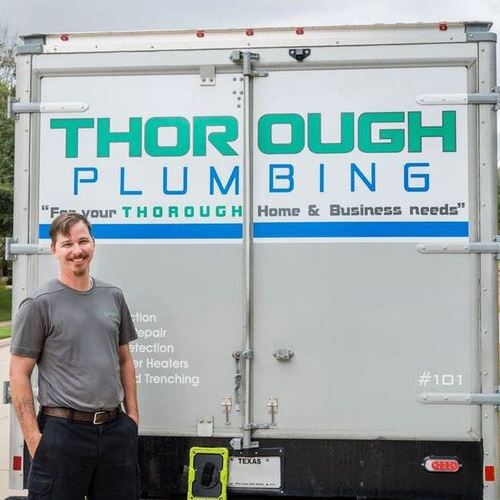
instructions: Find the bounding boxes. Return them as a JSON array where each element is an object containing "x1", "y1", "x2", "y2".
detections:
[{"x1": 11, "y1": 279, "x2": 137, "y2": 411}]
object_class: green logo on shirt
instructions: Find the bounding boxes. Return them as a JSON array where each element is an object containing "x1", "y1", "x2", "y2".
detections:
[{"x1": 104, "y1": 309, "x2": 119, "y2": 319}]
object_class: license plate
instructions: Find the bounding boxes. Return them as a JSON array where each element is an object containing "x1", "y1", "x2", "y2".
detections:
[{"x1": 228, "y1": 456, "x2": 281, "y2": 489}]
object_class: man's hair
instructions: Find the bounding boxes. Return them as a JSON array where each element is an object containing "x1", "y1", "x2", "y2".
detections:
[{"x1": 50, "y1": 213, "x2": 93, "y2": 246}]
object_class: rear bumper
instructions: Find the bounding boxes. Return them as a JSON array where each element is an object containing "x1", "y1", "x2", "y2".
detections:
[{"x1": 137, "y1": 436, "x2": 483, "y2": 499}]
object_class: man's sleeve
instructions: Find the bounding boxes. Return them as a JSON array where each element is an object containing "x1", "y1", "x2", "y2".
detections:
[
  {"x1": 118, "y1": 293, "x2": 138, "y2": 345},
  {"x1": 10, "y1": 298, "x2": 46, "y2": 359}
]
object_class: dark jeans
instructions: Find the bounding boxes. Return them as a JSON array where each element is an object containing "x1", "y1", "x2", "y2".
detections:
[{"x1": 27, "y1": 410, "x2": 140, "y2": 499}]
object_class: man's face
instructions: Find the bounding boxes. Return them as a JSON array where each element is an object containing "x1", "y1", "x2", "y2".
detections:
[{"x1": 51, "y1": 221, "x2": 95, "y2": 278}]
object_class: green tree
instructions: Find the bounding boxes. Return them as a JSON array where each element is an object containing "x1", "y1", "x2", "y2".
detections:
[
  {"x1": 0, "y1": 26, "x2": 15, "y2": 88},
  {"x1": 0, "y1": 27, "x2": 15, "y2": 280},
  {"x1": 0, "y1": 82, "x2": 14, "y2": 279}
]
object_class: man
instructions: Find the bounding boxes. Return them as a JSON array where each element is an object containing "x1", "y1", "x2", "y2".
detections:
[{"x1": 9, "y1": 213, "x2": 139, "y2": 499}]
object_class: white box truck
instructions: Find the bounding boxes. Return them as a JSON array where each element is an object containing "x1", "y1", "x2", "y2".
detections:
[{"x1": 4, "y1": 21, "x2": 500, "y2": 500}]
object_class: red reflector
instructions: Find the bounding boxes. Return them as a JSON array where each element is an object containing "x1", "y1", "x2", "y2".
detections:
[
  {"x1": 296, "y1": 28, "x2": 304, "y2": 35},
  {"x1": 196, "y1": 31, "x2": 205, "y2": 38},
  {"x1": 13, "y1": 456, "x2": 22, "y2": 471},
  {"x1": 485, "y1": 465, "x2": 495, "y2": 481},
  {"x1": 246, "y1": 29, "x2": 254, "y2": 36},
  {"x1": 60, "y1": 34, "x2": 69, "y2": 41},
  {"x1": 439, "y1": 23, "x2": 448, "y2": 31},
  {"x1": 423, "y1": 457, "x2": 461, "y2": 473}
]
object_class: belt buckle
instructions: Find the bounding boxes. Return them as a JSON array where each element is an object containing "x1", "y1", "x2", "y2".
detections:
[{"x1": 93, "y1": 411, "x2": 107, "y2": 425}]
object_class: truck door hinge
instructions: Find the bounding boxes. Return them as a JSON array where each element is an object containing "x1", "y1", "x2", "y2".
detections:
[
  {"x1": 197, "y1": 416, "x2": 214, "y2": 437},
  {"x1": 4, "y1": 237, "x2": 51, "y2": 261},
  {"x1": 417, "y1": 239, "x2": 500, "y2": 258},
  {"x1": 229, "y1": 51, "x2": 268, "y2": 78},
  {"x1": 199, "y1": 65, "x2": 216, "y2": 86},
  {"x1": 419, "y1": 392, "x2": 500, "y2": 406},
  {"x1": 7, "y1": 96, "x2": 89, "y2": 119},
  {"x1": 416, "y1": 88, "x2": 500, "y2": 110},
  {"x1": 3, "y1": 381, "x2": 11, "y2": 404}
]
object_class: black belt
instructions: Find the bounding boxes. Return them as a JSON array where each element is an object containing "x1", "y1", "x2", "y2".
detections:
[{"x1": 41, "y1": 406, "x2": 120, "y2": 425}]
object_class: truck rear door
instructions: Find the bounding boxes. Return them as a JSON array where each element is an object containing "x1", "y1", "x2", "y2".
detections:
[
  {"x1": 35, "y1": 62, "x2": 246, "y2": 437},
  {"x1": 249, "y1": 44, "x2": 480, "y2": 442}
]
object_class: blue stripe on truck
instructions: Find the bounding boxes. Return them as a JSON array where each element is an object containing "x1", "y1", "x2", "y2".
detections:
[
  {"x1": 253, "y1": 221, "x2": 469, "y2": 238},
  {"x1": 39, "y1": 223, "x2": 243, "y2": 239},
  {"x1": 39, "y1": 221, "x2": 468, "y2": 239}
]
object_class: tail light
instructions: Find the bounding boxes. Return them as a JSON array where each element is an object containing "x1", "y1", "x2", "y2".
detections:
[
  {"x1": 423, "y1": 456, "x2": 461, "y2": 473},
  {"x1": 12, "y1": 456, "x2": 22, "y2": 471}
]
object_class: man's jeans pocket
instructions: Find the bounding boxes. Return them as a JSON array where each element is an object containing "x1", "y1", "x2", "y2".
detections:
[{"x1": 27, "y1": 471, "x2": 53, "y2": 499}]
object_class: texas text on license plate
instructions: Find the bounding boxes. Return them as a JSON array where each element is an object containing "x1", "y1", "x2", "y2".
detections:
[{"x1": 228, "y1": 455, "x2": 281, "y2": 489}]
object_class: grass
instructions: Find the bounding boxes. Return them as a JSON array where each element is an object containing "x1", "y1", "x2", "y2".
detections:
[
  {"x1": 0, "y1": 324, "x2": 11, "y2": 339},
  {"x1": 0, "y1": 286, "x2": 12, "y2": 322}
]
